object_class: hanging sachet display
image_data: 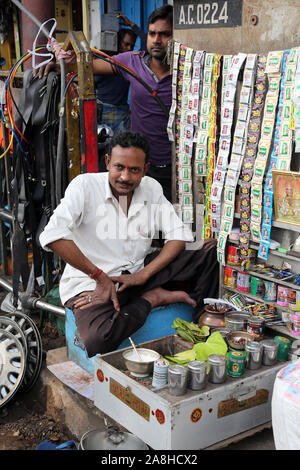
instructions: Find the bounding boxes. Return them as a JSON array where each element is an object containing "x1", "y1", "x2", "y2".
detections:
[
  {"x1": 239, "y1": 54, "x2": 268, "y2": 263},
  {"x1": 249, "y1": 51, "x2": 284, "y2": 244},
  {"x1": 258, "y1": 48, "x2": 298, "y2": 259},
  {"x1": 211, "y1": 53, "x2": 246, "y2": 241}
]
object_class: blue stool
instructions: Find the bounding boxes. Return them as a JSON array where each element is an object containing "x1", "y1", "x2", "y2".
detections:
[{"x1": 65, "y1": 304, "x2": 194, "y2": 375}]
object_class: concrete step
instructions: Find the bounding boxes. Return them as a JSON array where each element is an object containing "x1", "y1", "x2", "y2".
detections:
[{"x1": 41, "y1": 347, "x2": 119, "y2": 440}]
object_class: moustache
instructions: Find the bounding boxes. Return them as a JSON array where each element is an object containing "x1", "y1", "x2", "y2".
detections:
[{"x1": 115, "y1": 181, "x2": 133, "y2": 187}]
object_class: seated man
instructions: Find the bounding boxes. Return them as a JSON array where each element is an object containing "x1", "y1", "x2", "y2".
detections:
[{"x1": 39, "y1": 131, "x2": 219, "y2": 357}]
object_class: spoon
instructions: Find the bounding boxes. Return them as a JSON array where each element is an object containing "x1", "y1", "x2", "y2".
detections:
[{"x1": 129, "y1": 337, "x2": 142, "y2": 362}]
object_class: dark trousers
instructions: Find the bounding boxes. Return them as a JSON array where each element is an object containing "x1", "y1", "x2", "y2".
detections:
[
  {"x1": 65, "y1": 245, "x2": 219, "y2": 357},
  {"x1": 147, "y1": 164, "x2": 172, "y2": 202}
]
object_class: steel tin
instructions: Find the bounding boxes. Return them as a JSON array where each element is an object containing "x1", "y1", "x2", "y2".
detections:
[
  {"x1": 245, "y1": 341, "x2": 263, "y2": 370},
  {"x1": 208, "y1": 354, "x2": 226, "y2": 384},
  {"x1": 261, "y1": 339, "x2": 279, "y2": 366}
]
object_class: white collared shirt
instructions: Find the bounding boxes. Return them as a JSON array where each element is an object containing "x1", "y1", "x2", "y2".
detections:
[{"x1": 39, "y1": 173, "x2": 194, "y2": 304}]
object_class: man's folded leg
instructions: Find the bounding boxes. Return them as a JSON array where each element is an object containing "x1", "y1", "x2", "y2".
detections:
[{"x1": 65, "y1": 293, "x2": 152, "y2": 357}]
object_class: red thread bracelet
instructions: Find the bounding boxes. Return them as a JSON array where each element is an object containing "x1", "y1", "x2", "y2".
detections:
[{"x1": 89, "y1": 268, "x2": 103, "y2": 280}]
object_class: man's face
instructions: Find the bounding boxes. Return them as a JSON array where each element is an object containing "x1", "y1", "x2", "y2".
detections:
[
  {"x1": 105, "y1": 145, "x2": 150, "y2": 199},
  {"x1": 119, "y1": 32, "x2": 136, "y2": 53},
  {"x1": 147, "y1": 18, "x2": 173, "y2": 61}
]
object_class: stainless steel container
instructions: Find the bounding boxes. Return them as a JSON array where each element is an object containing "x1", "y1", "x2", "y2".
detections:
[
  {"x1": 245, "y1": 341, "x2": 263, "y2": 370},
  {"x1": 207, "y1": 354, "x2": 226, "y2": 384},
  {"x1": 261, "y1": 339, "x2": 279, "y2": 366},
  {"x1": 225, "y1": 312, "x2": 250, "y2": 331},
  {"x1": 168, "y1": 365, "x2": 188, "y2": 396},
  {"x1": 187, "y1": 360, "x2": 207, "y2": 390}
]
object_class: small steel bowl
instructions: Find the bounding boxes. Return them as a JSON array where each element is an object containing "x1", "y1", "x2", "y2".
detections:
[
  {"x1": 226, "y1": 331, "x2": 255, "y2": 350},
  {"x1": 122, "y1": 348, "x2": 160, "y2": 377}
]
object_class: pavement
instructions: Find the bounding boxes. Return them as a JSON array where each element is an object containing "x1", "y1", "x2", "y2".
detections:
[{"x1": 42, "y1": 346, "x2": 277, "y2": 451}]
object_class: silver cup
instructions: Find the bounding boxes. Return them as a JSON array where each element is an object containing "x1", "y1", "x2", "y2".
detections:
[
  {"x1": 245, "y1": 341, "x2": 263, "y2": 370},
  {"x1": 261, "y1": 339, "x2": 279, "y2": 366},
  {"x1": 168, "y1": 365, "x2": 188, "y2": 396},
  {"x1": 187, "y1": 361, "x2": 207, "y2": 390},
  {"x1": 207, "y1": 354, "x2": 226, "y2": 384}
]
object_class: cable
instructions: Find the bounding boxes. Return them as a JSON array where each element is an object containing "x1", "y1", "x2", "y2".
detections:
[{"x1": 0, "y1": 46, "x2": 48, "y2": 155}]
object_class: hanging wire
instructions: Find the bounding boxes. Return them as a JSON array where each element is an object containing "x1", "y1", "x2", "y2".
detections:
[{"x1": 0, "y1": 46, "x2": 48, "y2": 157}]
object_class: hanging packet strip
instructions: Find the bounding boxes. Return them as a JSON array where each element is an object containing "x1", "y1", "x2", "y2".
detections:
[
  {"x1": 294, "y1": 48, "x2": 300, "y2": 151},
  {"x1": 195, "y1": 52, "x2": 214, "y2": 181},
  {"x1": 221, "y1": 55, "x2": 233, "y2": 113},
  {"x1": 217, "y1": 54, "x2": 256, "y2": 265},
  {"x1": 211, "y1": 53, "x2": 246, "y2": 238},
  {"x1": 174, "y1": 44, "x2": 186, "y2": 209},
  {"x1": 258, "y1": 48, "x2": 297, "y2": 260},
  {"x1": 250, "y1": 50, "x2": 283, "y2": 244},
  {"x1": 167, "y1": 42, "x2": 180, "y2": 142},
  {"x1": 179, "y1": 46, "x2": 194, "y2": 223},
  {"x1": 239, "y1": 54, "x2": 268, "y2": 262},
  {"x1": 204, "y1": 54, "x2": 221, "y2": 238}
]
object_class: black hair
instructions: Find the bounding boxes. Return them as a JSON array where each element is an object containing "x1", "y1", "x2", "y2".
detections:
[
  {"x1": 118, "y1": 28, "x2": 137, "y2": 50},
  {"x1": 109, "y1": 130, "x2": 150, "y2": 163},
  {"x1": 148, "y1": 4, "x2": 173, "y2": 27}
]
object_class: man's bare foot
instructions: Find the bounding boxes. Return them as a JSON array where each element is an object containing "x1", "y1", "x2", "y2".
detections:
[{"x1": 141, "y1": 287, "x2": 196, "y2": 309}]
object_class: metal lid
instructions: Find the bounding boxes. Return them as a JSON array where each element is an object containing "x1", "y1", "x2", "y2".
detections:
[
  {"x1": 245, "y1": 340, "x2": 263, "y2": 351},
  {"x1": 187, "y1": 360, "x2": 206, "y2": 371},
  {"x1": 168, "y1": 364, "x2": 187, "y2": 375},
  {"x1": 226, "y1": 312, "x2": 251, "y2": 322},
  {"x1": 208, "y1": 354, "x2": 226, "y2": 365},
  {"x1": 247, "y1": 316, "x2": 265, "y2": 325},
  {"x1": 261, "y1": 339, "x2": 279, "y2": 350}
]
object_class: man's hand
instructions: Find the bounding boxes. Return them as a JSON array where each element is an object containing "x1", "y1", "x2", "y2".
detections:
[
  {"x1": 32, "y1": 61, "x2": 60, "y2": 78},
  {"x1": 73, "y1": 272, "x2": 120, "y2": 311},
  {"x1": 110, "y1": 271, "x2": 149, "y2": 293},
  {"x1": 116, "y1": 11, "x2": 134, "y2": 28},
  {"x1": 203, "y1": 238, "x2": 217, "y2": 251}
]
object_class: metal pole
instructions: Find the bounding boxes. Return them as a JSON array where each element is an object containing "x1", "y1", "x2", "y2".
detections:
[{"x1": 0, "y1": 275, "x2": 66, "y2": 318}]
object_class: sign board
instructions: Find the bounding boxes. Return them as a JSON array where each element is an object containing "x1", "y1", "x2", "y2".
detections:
[{"x1": 174, "y1": 0, "x2": 243, "y2": 29}]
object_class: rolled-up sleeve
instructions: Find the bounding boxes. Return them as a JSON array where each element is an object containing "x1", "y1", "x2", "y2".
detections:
[{"x1": 39, "y1": 175, "x2": 85, "y2": 251}]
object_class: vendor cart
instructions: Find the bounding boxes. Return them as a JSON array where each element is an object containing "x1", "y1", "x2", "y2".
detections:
[{"x1": 94, "y1": 334, "x2": 287, "y2": 450}]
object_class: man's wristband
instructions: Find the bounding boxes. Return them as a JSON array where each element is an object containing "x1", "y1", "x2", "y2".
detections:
[{"x1": 89, "y1": 268, "x2": 103, "y2": 280}]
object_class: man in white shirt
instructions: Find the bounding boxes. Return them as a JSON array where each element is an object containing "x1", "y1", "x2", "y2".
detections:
[{"x1": 40, "y1": 131, "x2": 219, "y2": 356}]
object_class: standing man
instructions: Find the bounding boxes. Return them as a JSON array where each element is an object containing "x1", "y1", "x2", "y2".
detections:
[
  {"x1": 39, "y1": 131, "x2": 219, "y2": 357},
  {"x1": 37, "y1": 5, "x2": 174, "y2": 201},
  {"x1": 93, "y1": 5, "x2": 174, "y2": 201}
]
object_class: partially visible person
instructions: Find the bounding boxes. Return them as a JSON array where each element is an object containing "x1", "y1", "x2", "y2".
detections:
[
  {"x1": 39, "y1": 130, "x2": 219, "y2": 356},
  {"x1": 36, "y1": 6, "x2": 174, "y2": 201},
  {"x1": 95, "y1": 12, "x2": 147, "y2": 133},
  {"x1": 94, "y1": 4, "x2": 174, "y2": 200}
]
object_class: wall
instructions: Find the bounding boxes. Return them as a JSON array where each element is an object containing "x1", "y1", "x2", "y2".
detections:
[{"x1": 173, "y1": 0, "x2": 300, "y2": 54}]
